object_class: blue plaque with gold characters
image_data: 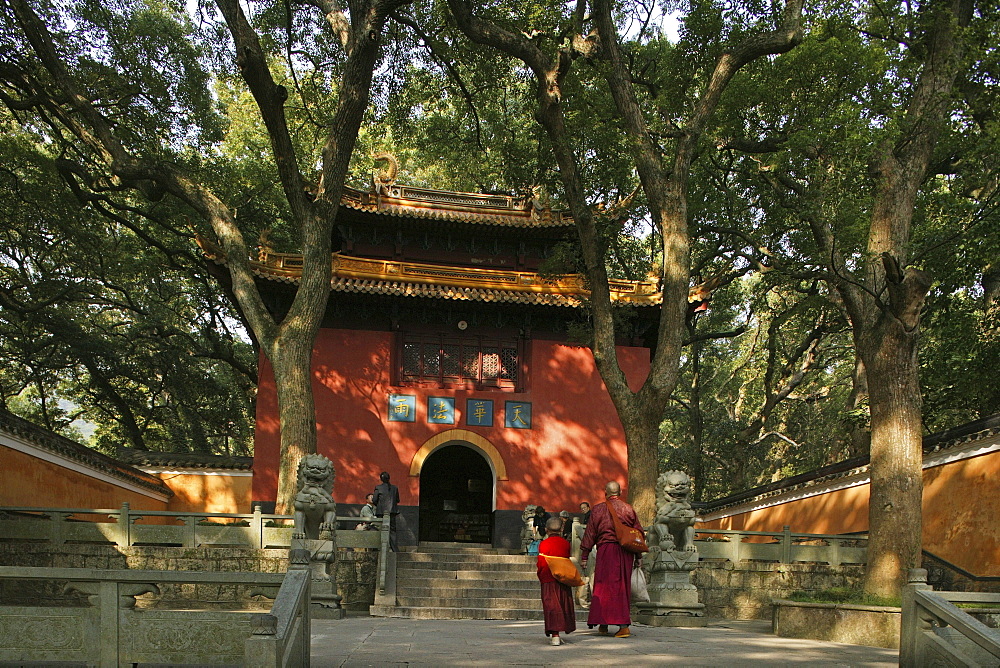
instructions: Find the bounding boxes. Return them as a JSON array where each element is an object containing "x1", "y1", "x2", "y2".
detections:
[
  {"x1": 387, "y1": 394, "x2": 416, "y2": 422},
  {"x1": 465, "y1": 399, "x2": 494, "y2": 427},
  {"x1": 427, "y1": 397, "x2": 456, "y2": 424},
  {"x1": 504, "y1": 401, "x2": 532, "y2": 429}
]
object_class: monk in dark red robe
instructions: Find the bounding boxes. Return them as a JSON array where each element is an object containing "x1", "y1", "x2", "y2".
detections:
[
  {"x1": 537, "y1": 516, "x2": 576, "y2": 645},
  {"x1": 579, "y1": 481, "x2": 641, "y2": 638}
]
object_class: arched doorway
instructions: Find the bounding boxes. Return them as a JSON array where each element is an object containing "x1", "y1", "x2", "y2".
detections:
[{"x1": 418, "y1": 443, "x2": 494, "y2": 543}]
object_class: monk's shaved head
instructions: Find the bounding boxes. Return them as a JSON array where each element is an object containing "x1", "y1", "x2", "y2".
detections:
[
  {"x1": 545, "y1": 517, "x2": 563, "y2": 534},
  {"x1": 605, "y1": 481, "x2": 621, "y2": 497}
]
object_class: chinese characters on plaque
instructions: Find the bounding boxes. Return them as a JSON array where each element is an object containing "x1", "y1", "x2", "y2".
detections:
[
  {"x1": 387, "y1": 394, "x2": 416, "y2": 422},
  {"x1": 466, "y1": 399, "x2": 493, "y2": 427},
  {"x1": 504, "y1": 401, "x2": 532, "y2": 429},
  {"x1": 385, "y1": 395, "x2": 530, "y2": 428},
  {"x1": 427, "y1": 397, "x2": 455, "y2": 424}
]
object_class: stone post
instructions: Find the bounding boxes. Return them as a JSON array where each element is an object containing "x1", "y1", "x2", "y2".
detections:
[
  {"x1": 634, "y1": 470, "x2": 707, "y2": 627},
  {"x1": 900, "y1": 568, "x2": 932, "y2": 667}
]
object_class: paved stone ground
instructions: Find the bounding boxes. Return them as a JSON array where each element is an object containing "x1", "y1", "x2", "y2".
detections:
[{"x1": 311, "y1": 617, "x2": 898, "y2": 666}]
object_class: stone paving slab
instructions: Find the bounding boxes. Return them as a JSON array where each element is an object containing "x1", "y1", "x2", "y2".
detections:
[{"x1": 311, "y1": 617, "x2": 898, "y2": 666}]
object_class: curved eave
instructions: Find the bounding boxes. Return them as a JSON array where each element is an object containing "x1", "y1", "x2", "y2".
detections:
[
  {"x1": 197, "y1": 234, "x2": 662, "y2": 307},
  {"x1": 341, "y1": 186, "x2": 575, "y2": 229},
  {"x1": 248, "y1": 254, "x2": 662, "y2": 308}
]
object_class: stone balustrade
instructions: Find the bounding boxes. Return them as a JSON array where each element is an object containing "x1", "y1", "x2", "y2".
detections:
[
  {"x1": 695, "y1": 527, "x2": 867, "y2": 566},
  {"x1": 900, "y1": 568, "x2": 1000, "y2": 666},
  {"x1": 0, "y1": 503, "x2": 383, "y2": 550},
  {"x1": 0, "y1": 552, "x2": 311, "y2": 666}
]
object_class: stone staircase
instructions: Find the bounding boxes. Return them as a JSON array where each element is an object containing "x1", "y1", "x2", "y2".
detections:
[{"x1": 370, "y1": 542, "x2": 585, "y2": 620}]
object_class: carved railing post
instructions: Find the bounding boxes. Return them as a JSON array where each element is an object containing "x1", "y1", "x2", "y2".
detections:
[
  {"x1": 900, "y1": 568, "x2": 932, "y2": 667},
  {"x1": 252, "y1": 504, "x2": 264, "y2": 548},
  {"x1": 116, "y1": 502, "x2": 131, "y2": 547},
  {"x1": 570, "y1": 517, "x2": 582, "y2": 561},
  {"x1": 48, "y1": 511, "x2": 70, "y2": 545},
  {"x1": 373, "y1": 513, "x2": 398, "y2": 608},
  {"x1": 69, "y1": 580, "x2": 119, "y2": 666},
  {"x1": 182, "y1": 515, "x2": 199, "y2": 547},
  {"x1": 728, "y1": 531, "x2": 741, "y2": 564},
  {"x1": 378, "y1": 513, "x2": 390, "y2": 594}
]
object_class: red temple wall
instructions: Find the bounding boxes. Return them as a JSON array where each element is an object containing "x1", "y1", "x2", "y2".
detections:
[
  {"x1": 0, "y1": 444, "x2": 170, "y2": 512},
  {"x1": 697, "y1": 448, "x2": 1000, "y2": 577},
  {"x1": 252, "y1": 328, "x2": 650, "y2": 512}
]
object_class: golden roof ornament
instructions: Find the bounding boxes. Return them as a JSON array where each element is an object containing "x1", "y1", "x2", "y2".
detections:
[{"x1": 373, "y1": 152, "x2": 399, "y2": 191}]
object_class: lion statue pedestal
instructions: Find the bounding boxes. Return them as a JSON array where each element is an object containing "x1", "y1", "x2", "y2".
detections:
[
  {"x1": 290, "y1": 453, "x2": 345, "y2": 619},
  {"x1": 635, "y1": 470, "x2": 707, "y2": 627}
]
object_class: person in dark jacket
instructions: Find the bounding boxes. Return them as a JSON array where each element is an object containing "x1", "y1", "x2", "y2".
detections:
[
  {"x1": 372, "y1": 471, "x2": 400, "y2": 551},
  {"x1": 532, "y1": 506, "x2": 550, "y2": 540}
]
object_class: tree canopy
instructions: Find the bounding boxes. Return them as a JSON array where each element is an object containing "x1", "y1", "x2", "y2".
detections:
[{"x1": 1, "y1": 0, "x2": 998, "y2": 591}]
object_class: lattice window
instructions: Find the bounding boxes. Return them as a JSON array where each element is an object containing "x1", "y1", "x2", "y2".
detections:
[
  {"x1": 398, "y1": 334, "x2": 522, "y2": 390},
  {"x1": 500, "y1": 347, "x2": 518, "y2": 382},
  {"x1": 402, "y1": 343, "x2": 421, "y2": 377},
  {"x1": 482, "y1": 347, "x2": 499, "y2": 379},
  {"x1": 441, "y1": 344, "x2": 461, "y2": 378}
]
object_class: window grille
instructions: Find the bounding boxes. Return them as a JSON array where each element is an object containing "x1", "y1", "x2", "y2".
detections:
[{"x1": 398, "y1": 334, "x2": 522, "y2": 390}]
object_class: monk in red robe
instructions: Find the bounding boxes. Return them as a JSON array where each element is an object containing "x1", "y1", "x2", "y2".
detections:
[
  {"x1": 537, "y1": 516, "x2": 576, "y2": 645},
  {"x1": 579, "y1": 481, "x2": 641, "y2": 638}
]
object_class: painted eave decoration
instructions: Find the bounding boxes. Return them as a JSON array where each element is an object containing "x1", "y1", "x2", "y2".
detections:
[
  {"x1": 341, "y1": 183, "x2": 576, "y2": 229},
  {"x1": 195, "y1": 180, "x2": 664, "y2": 308}
]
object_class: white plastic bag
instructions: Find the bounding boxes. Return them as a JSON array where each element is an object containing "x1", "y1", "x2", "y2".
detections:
[{"x1": 631, "y1": 567, "x2": 650, "y2": 603}]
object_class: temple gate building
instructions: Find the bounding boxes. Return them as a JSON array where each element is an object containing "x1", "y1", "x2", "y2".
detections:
[{"x1": 212, "y1": 170, "x2": 660, "y2": 548}]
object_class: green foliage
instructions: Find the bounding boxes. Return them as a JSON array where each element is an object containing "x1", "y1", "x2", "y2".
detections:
[
  {"x1": 0, "y1": 116, "x2": 255, "y2": 455},
  {"x1": 661, "y1": 273, "x2": 856, "y2": 500}
]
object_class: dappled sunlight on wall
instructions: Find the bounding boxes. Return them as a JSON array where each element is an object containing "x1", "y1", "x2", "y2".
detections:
[
  {"x1": 252, "y1": 354, "x2": 279, "y2": 503},
  {"x1": 162, "y1": 472, "x2": 252, "y2": 514},
  {"x1": 922, "y1": 450, "x2": 1000, "y2": 577},
  {"x1": 252, "y1": 328, "x2": 650, "y2": 513},
  {"x1": 699, "y1": 449, "x2": 1000, "y2": 577},
  {"x1": 701, "y1": 484, "x2": 870, "y2": 537},
  {"x1": 1, "y1": 444, "x2": 169, "y2": 512}
]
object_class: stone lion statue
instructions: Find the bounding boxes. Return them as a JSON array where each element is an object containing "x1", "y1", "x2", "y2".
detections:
[
  {"x1": 292, "y1": 453, "x2": 337, "y2": 540},
  {"x1": 520, "y1": 505, "x2": 538, "y2": 554},
  {"x1": 648, "y1": 470, "x2": 697, "y2": 553}
]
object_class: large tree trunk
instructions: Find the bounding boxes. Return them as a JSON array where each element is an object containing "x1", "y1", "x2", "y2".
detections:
[
  {"x1": 269, "y1": 328, "x2": 319, "y2": 515},
  {"x1": 834, "y1": 0, "x2": 970, "y2": 599},
  {"x1": 857, "y1": 304, "x2": 927, "y2": 596},
  {"x1": 620, "y1": 406, "x2": 660, "y2": 524}
]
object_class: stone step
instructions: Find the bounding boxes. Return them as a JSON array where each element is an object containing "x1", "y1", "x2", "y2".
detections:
[
  {"x1": 404, "y1": 542, "x2": 511, "y2": 554},
  {"x1": 378, "y1": 540, "x2": 585, "y2": 622},
  {"x1": 396, "y1": 595, "x2": 542, "y2": 609},
  {"x1": 399, "y1": 552, "x2": 534, "y2": 565},
  {"x1": 399, "y1": 567, "x2": 538, "y2": 582},
  {"x1": 369, "y1": 605, "x2": 590, "y2": 622},
  {"x1": 398, "y1": 559, "x2": 535, "y2": 573},
  {"x1": 396, "y1": 581, "x2": 540, "y2": 596}
]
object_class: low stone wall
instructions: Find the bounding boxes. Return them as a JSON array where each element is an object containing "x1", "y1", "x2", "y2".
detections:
[
  {"x1": 0, "y1": 543, "x2": 378, "y2": 612},
  {"x1": 693, "y1": 561, "x2": 866, "y2": 619},
  {"x1": 0, "y1": 544, "x2": 866, "y2": 619},
  {"x1": 773, "y1": 600, "x2": 900, "y2": 648}
]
